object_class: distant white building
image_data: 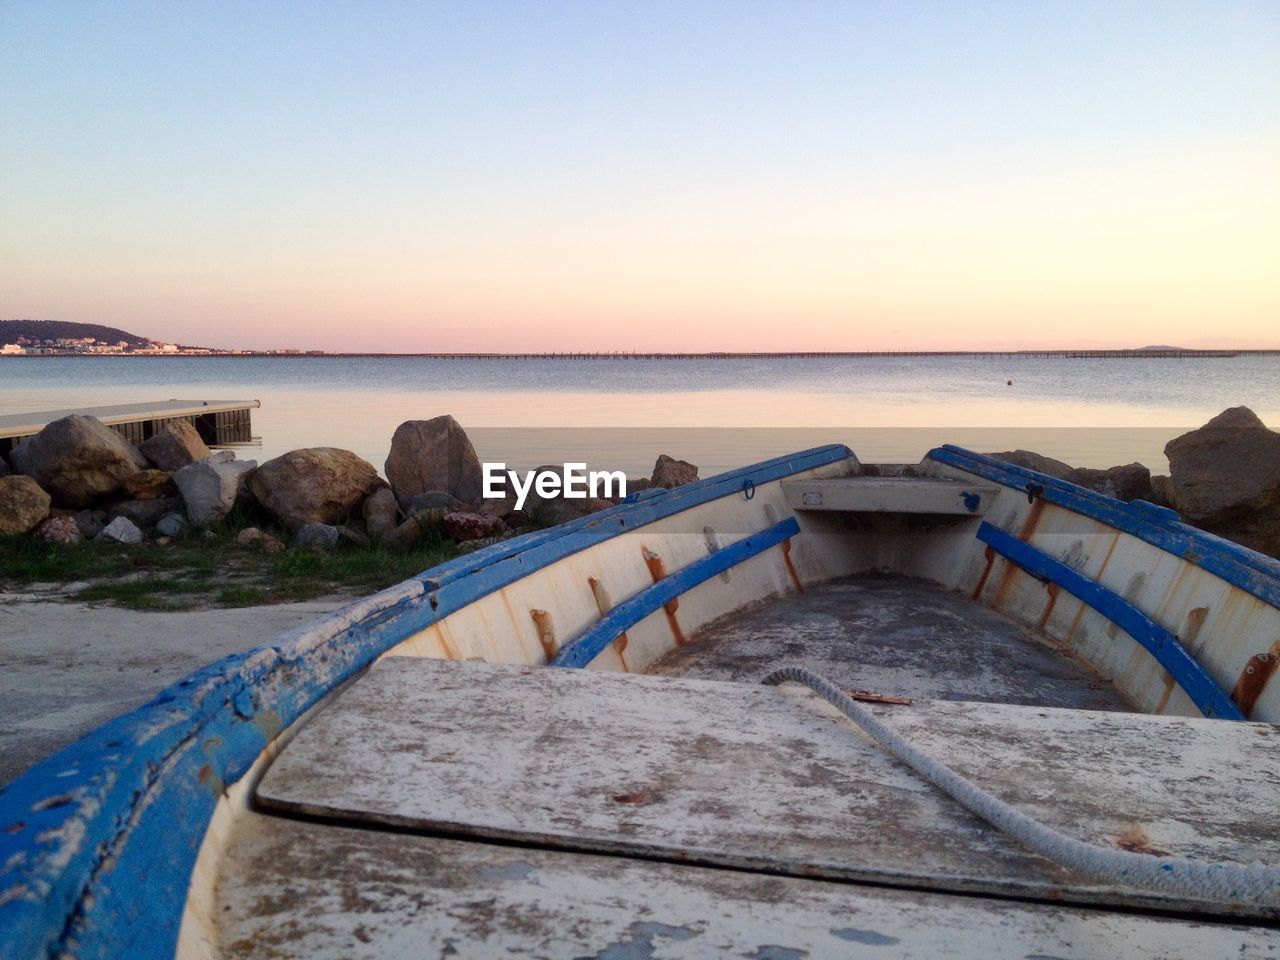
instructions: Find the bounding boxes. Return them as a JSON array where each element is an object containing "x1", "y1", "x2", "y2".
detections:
[{"x1": 1, "y1": 343, "x2": 22, "y2": 355}]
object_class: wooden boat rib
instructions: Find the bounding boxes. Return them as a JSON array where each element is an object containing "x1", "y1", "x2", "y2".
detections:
[{"x1": 2, "y1": 444, "x2": 1279, "y2": 958}]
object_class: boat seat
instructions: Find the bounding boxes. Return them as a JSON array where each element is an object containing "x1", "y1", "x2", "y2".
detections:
[
  {"x1": 781, "y1": 476, "x2": 998, "y2": 515},
  {"x1": 256, "y1": 656, "x2": 1280, "y2": 921}
]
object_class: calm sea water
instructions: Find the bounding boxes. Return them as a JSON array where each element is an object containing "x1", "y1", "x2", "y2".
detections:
[{"x1": 4, "y1": 355, "x2": 1278, "y2": 474}]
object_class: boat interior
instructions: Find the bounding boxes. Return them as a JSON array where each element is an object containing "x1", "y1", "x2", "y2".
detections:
[{"x1": 5, "y1": 445, "x2": 1280, "y2": 959}]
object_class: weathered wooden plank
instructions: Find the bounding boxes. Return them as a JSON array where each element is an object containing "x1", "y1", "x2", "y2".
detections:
[
  {"x1": 258, "y1": 658, "x2": 1280, "y2": 918},
  {"x1": 781, "y1": 476, "x2": 997, "y2": 514},
  {"x1": 215, "y1": 813, "x2": 1280, "y2": 959}
]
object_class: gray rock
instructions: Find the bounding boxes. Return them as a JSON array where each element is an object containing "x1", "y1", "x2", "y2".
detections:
[
  {"x1": 984, "y1": 450, "x2": 1074, "y2": 480},
  {"x1": 1165, "y1": 406, "x2": 1280, "y2": 558},
  {"x1": 139, "y1": 420, "x2": 210, "y2": 471},
  {"x1": 9, "y1": 415, "x2": 146, "y2": 507},
  {"x1": 72, "y1": 508, "x2": 104, "y2": 540},
  {"x1": 97, "y1": 516, "x2": 143, "y2": 545},
  {"x1": 292, "y1": 522, "x2": 340, "y2": 549},
  {"x1": 247, "y1": 447, "x2": 385, "y2": 531},
  {"x1": 1066, "y1": 463, "x2": 1152, "y2": 502},
  {"x1": 651, "y1": 454, "x2": 699, "y2": 489},
  {"x1": 109, "y1": 496, "x2": 182, "y2": 529},
  {"x1": 156, "y1": 512, "x2": 188, "y2": 538},
  {"x1": 0, "y1": 475, "x2": 52, "y2": 536},
  {"x1": 362, "y1": 487, "x2": 401, "y2": 540},
  {"x1": 385, "y1": 415, "x2": 483, "y2": 509},
  {"x1": 172, "y1": 456, "x2": 256, "y2": 526},
  {"x1": 408, "y1": 490, "x2": 464, "y2": 515}
]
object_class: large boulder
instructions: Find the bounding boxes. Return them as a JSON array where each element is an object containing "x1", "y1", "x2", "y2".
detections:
[
  {"x1": 651, "y1": 454, "x2": 699, "y2": 489},
  {"x1": 1066, "y1": 463, "x2": 1152, "y2": 502},
  {"x1": 385, "y1": 416, "x2": 483, "y2": 509},
  {"x1": 172, "y1": 452, "x2": 256, "y2": 526},
  {"x1": 1164, "y1": 407, "x2": 1280, "y2": 557},
  {"x1": 984, "y1": 450, "x2": 1074, "y2": 480},
  {"x1": 9, "y1": 415, "x2": 146, "y2": 507},
  {"x1": 0, "y1": 475, "x2": 52, "y2": 536},
  {"x1": 139, "y1": 420, "x2": 210, "y2": 471},
  {"x1": 248, "y1": 448, "x2": 384, "y2": 531}
]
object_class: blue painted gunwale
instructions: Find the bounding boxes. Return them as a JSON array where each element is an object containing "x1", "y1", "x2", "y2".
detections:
[
  {"x1": 927, "y1": 445, "x2": 1280, "y2": 610},
  {"x1": 550, "y1": 516, "x2": 801, "y2": 668},
  {"x1": 977, "y1": 522, "x2": 1245, "y2": 721},
  {"x1": 0, "y1": 444, "x2": 852, "y2": 960}
]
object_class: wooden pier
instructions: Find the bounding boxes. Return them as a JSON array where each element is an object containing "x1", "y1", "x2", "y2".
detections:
[{"x1": 0, "y1": 399, "x2": 259, "y2": 456}]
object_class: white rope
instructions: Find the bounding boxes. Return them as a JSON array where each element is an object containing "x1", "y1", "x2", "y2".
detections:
[{"x1": 761, "y1": 664, "x2": 1280, "y2": 908}]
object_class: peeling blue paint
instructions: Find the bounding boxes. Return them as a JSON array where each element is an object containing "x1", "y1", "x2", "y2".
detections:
[
  {"x1": 586, "y1": 921, "x2": 697, "y2": 959},
  {"x1": 550, "y1": 517, "x2": 801, "y2": 669},
  {"x1": 746, "y1": 946, "x2": 809, "y2": 959},
  {"x1": 476, "y1": 860, "x2": 537, "y2": 882},
  {"x1": 831, "y1": 926, "x2": 901, "y2": 945},
  {"x1": 978, "y1": 521, "x2": 1244, "y2": 721},
  {"x1": 928, "y1": 446, "x2": 1280, "y2": 609}
]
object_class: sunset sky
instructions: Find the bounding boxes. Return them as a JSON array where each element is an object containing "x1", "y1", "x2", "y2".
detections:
[{"x1": 2, "y1": 2, "x2": 1277, "y2": 352}]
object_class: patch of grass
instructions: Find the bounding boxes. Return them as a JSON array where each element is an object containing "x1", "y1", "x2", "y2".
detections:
[
  {"x1": 1, "y1": 528, "x2": 463, "y2": 610},
  {"x1": 217, "y1": 585, "x2": 272, "y2": 607},
  {"x1": 74, "y1": 579, "x2": 203, "y2": 611}
]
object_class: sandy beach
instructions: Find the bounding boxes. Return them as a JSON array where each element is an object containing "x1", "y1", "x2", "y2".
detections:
[{"x1": 0, "y1": 595, "x2": 345, "y2": 786}]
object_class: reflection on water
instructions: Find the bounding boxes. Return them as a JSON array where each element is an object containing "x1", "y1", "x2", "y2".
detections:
[{"x1": 3, "y1": 355, "x2": 1277, "y2": 473}]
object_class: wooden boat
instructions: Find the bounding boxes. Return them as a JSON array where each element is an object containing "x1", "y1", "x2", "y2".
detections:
[{"x1": 3, "y1": 444, "x2": 1279, "y2": 958}]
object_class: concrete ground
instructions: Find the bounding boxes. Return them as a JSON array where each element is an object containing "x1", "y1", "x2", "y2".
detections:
[{"x1": 0, "y1": 595, "x2": 347, "y2": 787}]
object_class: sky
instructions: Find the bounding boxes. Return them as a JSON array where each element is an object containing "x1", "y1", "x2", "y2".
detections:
[{"x1": 1, "y1": 2, "x2": 1277, "y2": 352}]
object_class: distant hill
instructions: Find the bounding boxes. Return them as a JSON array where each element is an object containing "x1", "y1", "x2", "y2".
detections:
[{"x1": 0, "y1": 319, "x2": 151, "y2": 345}]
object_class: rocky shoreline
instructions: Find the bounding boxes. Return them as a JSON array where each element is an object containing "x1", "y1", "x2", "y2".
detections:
[
  {"x1": 0, "y1": 413, "x2": 701, "y2": 556},
  {"x1": 1, "y1": 407, "x2": 1277, "y2": 562}
]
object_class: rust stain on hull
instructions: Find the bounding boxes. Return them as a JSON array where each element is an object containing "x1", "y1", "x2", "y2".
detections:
[
  {"x1": 1018, "y1": 499, "x2": 1046, "y2": 541},
  {"x1": 643, "y1": 546, "x2": 686, "y2": 645},
  {"x1": 1231, "y1": 648, "x2": 1279, "y2": 718},
  {"x1": 1038, "y1": 583, "x2": 1061, "y2": 632},
  {"x1": 991, "y1": 502, "x2": 1046, "y2": 608},
  {"x1": 529, "y1": 609, "x2": 557, "y2": 662},
  {"x1": 780, "y1": 539, "x2": 804, "y2": 592},
  {"x1": 971, "y1": 546, "x2": 996, "y2": 600}
]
